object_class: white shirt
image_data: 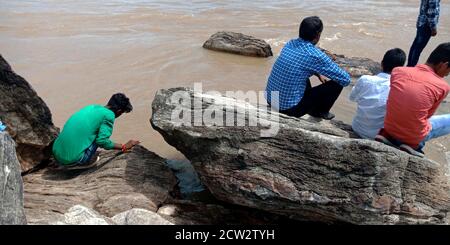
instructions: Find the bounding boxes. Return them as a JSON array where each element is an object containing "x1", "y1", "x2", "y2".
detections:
[{"x1": 349, "y1": 73, "x2": 391, "y2": 139}]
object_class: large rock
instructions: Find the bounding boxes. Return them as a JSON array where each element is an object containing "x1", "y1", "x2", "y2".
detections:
[
  {"x1": 0, "y1": 132, "x2": 27, "y2": 225},
  {"x1": 321, "y1": 48, "x2": 382, "y2": 78},
  {"x1": 150, "y1": 87, "x2": 450, "y2": 225},
  {"x1": 203, "y1": 31, "x2": 273, "y2": 57},
  {"x1": 23, "y1": 146, "x2": 177, "y2": 224},
  {"x1": 0, "y1": 55, "x2": 59, "y2": 172}
]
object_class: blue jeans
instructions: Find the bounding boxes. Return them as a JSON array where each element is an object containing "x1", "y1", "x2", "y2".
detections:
[
  {"x1": 407, "y1": 25, "x2": 432, "y2": 67},
  {"x1": 76, "y1": 143, "x2": 98, "y2": 165},
  {"x1": 418, "y1": 114, "x2": 450, "y2": 150}
]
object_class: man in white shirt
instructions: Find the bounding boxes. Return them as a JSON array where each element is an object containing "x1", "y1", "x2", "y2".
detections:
[{"x1": 349, "y1": 48, "x2": 406, "y2": 139}]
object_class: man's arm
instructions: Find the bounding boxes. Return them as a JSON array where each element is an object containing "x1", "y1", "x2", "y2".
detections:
[
  {"x1": 312, "y1": 53, "x2": 351, "y2": 87},
  {"x1": 95, "y1": 115, "x2": 140, "y2": 151},
  {"x1": 426, "y1": 0, "x2": 440, "y2": 36}
]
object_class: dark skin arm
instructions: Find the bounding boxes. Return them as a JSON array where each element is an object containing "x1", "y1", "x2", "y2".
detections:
[{"x1": 112, "y1": 140, "x2": 140, "y2": 152}]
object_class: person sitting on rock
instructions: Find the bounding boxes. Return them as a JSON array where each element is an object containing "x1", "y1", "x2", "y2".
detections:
[
  {"x1": 375, "y1": 43, "x2": 450, "y2": 157},
  {"x1": 349, "y1": 48, "x2": 406, "y2": 139},
  {"x1": 265, "y1": 16, "x2": 351, "y2": 120},
  {"x1": 52, "y1": 93, "x2": 140, "y2": 168}
]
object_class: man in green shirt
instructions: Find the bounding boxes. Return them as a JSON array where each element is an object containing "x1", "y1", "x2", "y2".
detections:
[{"x1": 52, "y1": 93, "x2": 140, "y2": 168}]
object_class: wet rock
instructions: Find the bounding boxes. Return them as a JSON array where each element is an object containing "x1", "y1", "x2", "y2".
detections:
[
  {"x1": 203, "y1": 31, "x2": 273, "y2": 57},
  {"x1": 112, "y1": 208, "x2": 173, "y2": 225},
  {"x1": 23, "y1": 146, "x2": 177, "y2": 224},
  {"x1": 165, "y1": 159, "x2": 204, "y2": 197},
  {"x1": 321, "y1": 48, "x2": 382, "y2": 79},
  {"x1": 0, "y1": 55, "x2": 59, "y2": 172},
  {"x1": 0, "y1": 132, "x2": 26, "y2": 225},
  {"x1": 151, "y1": 87, "x2": 450, "y2": 225}
]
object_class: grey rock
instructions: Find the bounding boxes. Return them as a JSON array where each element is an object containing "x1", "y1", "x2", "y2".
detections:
[
  {"x1": 165, "y1": 159, "x2": 204, "y2": 196},
  {"x1": 23, "y1": 146, "x2": 177, "y2": 224},
  {"x1": 320, "y1": 48, "x2": 382, "y2": 79},
  {"x1": 112, "y1": 208, "x2": 173, "y2": 225},
  {"x1": 150, "y1": 87, "x2": 450, "y2": 225},
  {"x1": 0, "y1": 132, "x2": 27, "y2": 225},
  {"x1": 0, "y1": 55, "x2": 59, "y2": 172},
  {"x1": 203, "y1": 31, "x2": 273, "y2": 57},
  {"x1": 50, "y1": 205, "x2": 115, "y2": 225}
]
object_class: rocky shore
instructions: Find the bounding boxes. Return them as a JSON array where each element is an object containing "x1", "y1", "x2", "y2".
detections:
[{"x1": 1, "y1": 35, "x2": 449, "y2": 224}]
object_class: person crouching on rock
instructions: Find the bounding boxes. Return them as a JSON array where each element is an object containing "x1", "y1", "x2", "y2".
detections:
[
  {"x1": 265, "y1": 16, "x2": 351, "y2": 120},
  {"x1": 52, "y1": 93, "x2": 140, "y2": 169}
]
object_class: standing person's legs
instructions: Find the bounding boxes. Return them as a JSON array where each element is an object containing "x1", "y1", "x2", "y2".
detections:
[
  {"x1": 407, "y1": 25, "x2": 432, "y2": 67},
  {"x1": 418, "y1": 114, "x2": 450, "y2": 149}
]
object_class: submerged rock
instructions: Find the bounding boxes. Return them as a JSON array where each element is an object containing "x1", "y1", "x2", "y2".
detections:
[
  {"x1": 0, "y1": 132, "x2": 27, "y2": 225},
  {"x1": 23, "y1": 146, "x2": 177, "y2": 224},
  {"x1": 151, "y1": 87, "x2": 450, "y2": 225},
  {"x1": 0, "y1": 55, "x2": 59, "y2": 172},
  {"x1": 203, "y1": 31, "x2": 273, "y2": 57}
]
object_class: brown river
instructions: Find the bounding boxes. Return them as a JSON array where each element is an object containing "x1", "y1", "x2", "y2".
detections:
[{"x1": 1, "y1": 0, "x2": 449, "y2": 162}]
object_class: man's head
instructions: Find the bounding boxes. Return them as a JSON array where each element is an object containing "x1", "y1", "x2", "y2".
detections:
[
  {"x1": 426, "y1": 42, "x2": 450, "y2": 78},
  {"x1": 106, "y1": 93, "x2": 133, "y2": 118},
  {"x1": 381, "y1": 48, "x2": 406, "y2": 74},
  {"x1": 299, "y1": 16, "x2": 323, "y2": 45}
]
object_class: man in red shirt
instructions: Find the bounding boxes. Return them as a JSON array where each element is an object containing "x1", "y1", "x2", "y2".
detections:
[{"x1": 376, "y1": 43, "x2": 450, "y2": 157}]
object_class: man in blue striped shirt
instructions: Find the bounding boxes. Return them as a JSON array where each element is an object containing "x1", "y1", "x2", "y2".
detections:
[
  {"x1": 407, "y1": 0, "x2": 440, "y2": 67},
  {"x1": 265, "y1": 16, "x2": 351, "y2": 120}
]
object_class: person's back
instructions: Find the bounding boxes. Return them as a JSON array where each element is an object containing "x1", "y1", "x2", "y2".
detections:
[
  {"x1": 265, "y1": 16, "x2": 350, "y2": 120},
  {"x1": 349, "y1": 48, "x2": 406, "y2": 139},
  {"x1": 52, "y1": 104, "x2": 115, "y2": 165},
  {"x1": 384, "y1": 64, "x2": 449, "y2": 148},
  {"x1": 52, "y1": 93, "x2": 139, "y2": 168},
  {"x1": 350, "y1": 74, "x2": 391, "y2": 139},
  {"x1": 266, "y1": 38, "x2": 334, "y2": 109}
]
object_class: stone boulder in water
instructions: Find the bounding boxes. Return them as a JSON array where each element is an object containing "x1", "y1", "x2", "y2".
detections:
[
  {"x1": 0, "y1": 54, "x2": 59, "y2": 172},
  {"x1": 203, "y1": 31, "x2": 273, "y2": 57},
  {"x1": 150, "y1": 87, "x2": 450, "y2": 225},
  {"x1": 0, "y1": 132, "x2": 27, "y2": 225},
  {"x1": 321, "y1": 48, "x2": 382, "y2": 78}
]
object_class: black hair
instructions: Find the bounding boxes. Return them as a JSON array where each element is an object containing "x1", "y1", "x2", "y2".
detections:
[
  {"x1": 382, "y1": 48, "x2": 406, "y2": 73},
  {"x1": 107, "y1": 93, "x2": 132, "y2": 113},
  {"x1": 427, "y1": 42, "x2": 450, "y2": 66},
  {"x1": 299, "y1": 16, "x2": 323, "y2": 42}
]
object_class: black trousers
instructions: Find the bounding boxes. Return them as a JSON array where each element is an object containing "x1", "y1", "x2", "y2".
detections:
[{"x1": 280, "y1": 79, "x2": 343, "y2": 118}]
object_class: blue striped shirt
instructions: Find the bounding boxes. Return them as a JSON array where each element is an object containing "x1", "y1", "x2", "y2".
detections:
[
  {"x1": 417, "y1": 0, "x2": 440, "y2": 29},
  {"x1": 265, "y1": 38, "x2": 350, "y2": 111}
]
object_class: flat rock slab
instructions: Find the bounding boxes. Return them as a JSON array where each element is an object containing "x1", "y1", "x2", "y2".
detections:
[
  {"x1": 23, "y1": 146, "x2": 177, "y2": 224},
  {"x1": 203, "y1": 31, "x2": 273, "y2": 57}
]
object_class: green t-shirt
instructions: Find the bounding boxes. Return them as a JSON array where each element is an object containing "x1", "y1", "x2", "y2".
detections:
[{"x1": 52, "y1": 105, "x2": 116, "y2": 165}]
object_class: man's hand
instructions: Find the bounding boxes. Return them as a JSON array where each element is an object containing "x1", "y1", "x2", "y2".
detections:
[
  {"x1": 431, "y1": 28, "x2": 437, "y2": 37},
  {"x1": 316, "y1": 74, "x2": 329, "y2": 84},
  {"x1": 124, "y1": 140, "x2": 140, "y2": 151}
]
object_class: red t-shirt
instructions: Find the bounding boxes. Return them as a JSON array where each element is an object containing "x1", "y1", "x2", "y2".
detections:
[{"x1": 384, "y1": 65, "x2": 450, "y2": 148}]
